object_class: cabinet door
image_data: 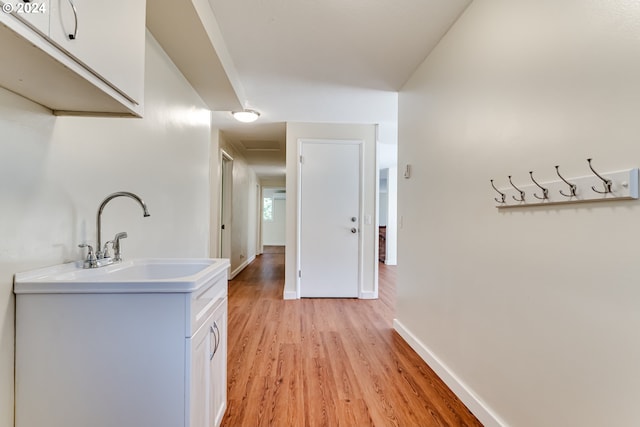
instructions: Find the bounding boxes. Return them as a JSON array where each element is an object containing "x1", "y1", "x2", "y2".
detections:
[
  {"x1": 189, "y1": 320, "x2": 211, "y2": 427},
  {"x1": 209, "y1": 299, "x2": 228, "y2": 427},
  {"x1": 0, "y1": 0, "x2": 50, "y2": 34},
  {"x1": 48, "y1": 0, "x2": 145, "y2": 104}
]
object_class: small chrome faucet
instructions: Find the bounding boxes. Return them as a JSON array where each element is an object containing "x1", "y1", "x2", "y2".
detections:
[{"x1": 79, "y1": 192, "x2": 150, "y2": 268}]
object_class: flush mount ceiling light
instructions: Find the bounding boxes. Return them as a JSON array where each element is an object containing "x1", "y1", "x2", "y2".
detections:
[{"x1": 232, "y1": 109, "x2": 260, "y2": 123}]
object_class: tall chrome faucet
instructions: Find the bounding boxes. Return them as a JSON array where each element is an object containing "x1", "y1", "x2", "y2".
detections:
[{"x1": 79, "y1": 191, "x2": 150, "y2": 268}]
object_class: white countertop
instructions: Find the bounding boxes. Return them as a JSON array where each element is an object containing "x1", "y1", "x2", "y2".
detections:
[{"x1": 14, "y1": 258, "x2": 230, "y2": 294}]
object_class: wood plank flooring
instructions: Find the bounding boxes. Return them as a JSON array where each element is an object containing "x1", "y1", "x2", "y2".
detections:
[{"x1": 222, "y1": 253, "x2": 482, "y2": 427}]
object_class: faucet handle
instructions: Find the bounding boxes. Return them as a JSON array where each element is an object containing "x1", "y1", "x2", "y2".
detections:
[
  {"x1": 102, "y1": 241, "x2": 113, "y2": 259},
  {"x1": 113, "y1": 232, "x2": 128, "y2": 262},
  {"x1": 78, "y1": 243, "x2": 95, "y2": 255},
  {"x1": 78, "y1": 243, "x2": 97, "y2": 268}
]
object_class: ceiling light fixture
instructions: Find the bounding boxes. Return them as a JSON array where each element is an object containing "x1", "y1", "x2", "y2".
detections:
[{"x1": 232, "y1": 109, "x2": 260, "y2": 123}]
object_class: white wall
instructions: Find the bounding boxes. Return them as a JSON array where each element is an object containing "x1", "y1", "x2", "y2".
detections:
[
  {"x1": 0, "y1": 32, "x2": 213, "y2": 427},
  {"x1": 209, "y1": 127, "x2": 221, "y2": 258},
  {"x1": 385, "y1": 166, "x2": 397, "y2": 265},
  {"x1": 378, "y1": 167, "x2": 397, "y2": 265},
  {"x1": 285, "y1": 122, "x2": 377, "y2": 299},
  {"x1": 219, "y1": 135, "x2": 259, "y2": 277},
  {"x1": 397, "y1": 1, "x2": 640, "y2": 426},
  {"x1": 262, "y1": 188, "x2": 286, "y2": 246}
]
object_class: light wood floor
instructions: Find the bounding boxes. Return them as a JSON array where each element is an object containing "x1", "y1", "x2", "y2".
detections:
[{"x1": 222, "y1": 253, "x2": 482, "y2": 427}]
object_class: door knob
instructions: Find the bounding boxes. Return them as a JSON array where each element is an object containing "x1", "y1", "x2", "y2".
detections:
[
  {"x1": 351, "y1": 228, "x2": 357, "y2": 234},
  {"x1": 351, "y1": 217, "x2": 357, "y2": 222}
]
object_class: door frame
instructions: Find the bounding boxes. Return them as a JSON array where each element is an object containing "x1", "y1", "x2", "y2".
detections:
[
  {"x1": 296, "y1": 138, "x2": 365, "y2": 298},
  {"x1": 256, "y1": 184, "x2": 263, "y2": 256},
  {"x1": 219, "y1": 149, "x2": 233, "y2": 266},
  {"x1": 261, "y1": 186, "x2": 287, "y2": 250}
]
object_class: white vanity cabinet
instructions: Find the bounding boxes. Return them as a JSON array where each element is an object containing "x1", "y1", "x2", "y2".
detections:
[
  {"x1": 0, "y1": 0, "x2": 145, "y2": 116},
  {"x1": 14, "y1": 258, "x2": 229, "y2": 427},
  {"x1": 188, "y1": 298, "x2": 228, "y2": 427}
]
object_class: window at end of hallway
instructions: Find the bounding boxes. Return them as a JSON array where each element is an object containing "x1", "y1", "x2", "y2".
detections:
[{"x1": 263, "y1": 197, "x2": 273, "y2": 221}]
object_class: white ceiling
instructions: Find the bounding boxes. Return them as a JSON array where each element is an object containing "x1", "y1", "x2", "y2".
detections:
[{"x1": 154, "y1": 0, "x2": 472, "y2": 178}]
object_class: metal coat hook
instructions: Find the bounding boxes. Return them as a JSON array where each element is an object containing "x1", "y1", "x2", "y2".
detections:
[
  {"x1": 555, "y1": 165, "x2": 577, "y2": 198},
  {"x1": 508, "y1": 175, "x2": 525, "y2": 202},
  {"x1": 587, "y1": 158, "x2": 612, "y2": 194},
  {"x1": 490, "y1": 179, "x2": 506, "y2": 204},
  {"x1": 529, "y1": 171, "x2": 549, "y2": 200}
]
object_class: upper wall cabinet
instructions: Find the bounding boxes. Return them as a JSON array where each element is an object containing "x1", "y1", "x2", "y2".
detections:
[
  {"x1": 0, "y1": 0, "x2": 146, "y2": 117},
  {"x1": 2, "y1": 0, "x2": 49, "y2": 33}
]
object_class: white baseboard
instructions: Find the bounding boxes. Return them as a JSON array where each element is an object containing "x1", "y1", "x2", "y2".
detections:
[
  {"x1": 283, "y1": 290, "x2": 298, "y2": 300},
  {"x1": 359, "y1": 291, "x2": 378, "y2": 299},
  {"x1": 284, "y1": 291, "x2": 376, "y2": 299},
  {"x1": 229, "y1": 255, "x2": 256, "y2": 280},
  {"x1": 393, "y1": 319, "x2": 507, "y2": 427}
]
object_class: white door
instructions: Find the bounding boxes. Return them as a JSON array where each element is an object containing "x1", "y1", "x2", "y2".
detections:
[{"x1": 299, "y1": 140, "x2": 361, "y2": 298}]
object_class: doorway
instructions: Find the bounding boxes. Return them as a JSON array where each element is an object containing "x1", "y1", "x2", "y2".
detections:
[
  {"x1": 297, "y1": 139, "x2": 363, "y2": 298},
  {"x1": 261, "y1": 187, "x2": 286, "y2": 252},
  {"x1": 220, "y1": 150, "x2": 233, "y2": 261}
]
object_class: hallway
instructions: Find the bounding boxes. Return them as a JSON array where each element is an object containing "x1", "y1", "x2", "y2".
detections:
[{"x1": 222, "y1": 252, "x2": 482, "y2": 427}]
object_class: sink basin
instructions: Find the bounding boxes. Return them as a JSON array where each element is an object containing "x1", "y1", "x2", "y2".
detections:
[{"x1": 14, "y1": 258, "x2": 230, "y2": 293}]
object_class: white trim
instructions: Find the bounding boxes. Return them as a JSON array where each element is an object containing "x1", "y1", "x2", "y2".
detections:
[
  {"x1": 229, "y1": 255, "x2": 255, "y2": 279},
  {"x1": 297, "y1": 138, "x2": 364, "y2": 299},
  {"x1": 256, "y1": 184, "x2": 263, "y2": 256},
  {"x1": 219, "y1": 149, "x2": 233, "y2": 262},
  {"x1": 296, "y1": 139, "x2": 302, "y2": 299},
  {"x1": 393, "y1": 319, "x2": 508, "y2": 427},
  {"x1": 373, "y1": 128, "x2": 380, "y2": 295},
  {"x1": 359, "y1": 291, "x2": 377, "y2": 300},
  {"x1": 282, "y1": 290, "x2": 298, "y2": 300}
]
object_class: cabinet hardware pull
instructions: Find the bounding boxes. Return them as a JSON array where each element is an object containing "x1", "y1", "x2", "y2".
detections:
[
  {"x1": 213, "y1": 322, "x2": 220, "y2": 357},
  {"x1": 209, "y1": 323, "x2": 220, "y2": 360},
  {"x1": 66, "y1": 0, "x2": 78, "y2": 40},
  {"x1": 209, "y1": 326, "x2": 217, "y2": 360}
]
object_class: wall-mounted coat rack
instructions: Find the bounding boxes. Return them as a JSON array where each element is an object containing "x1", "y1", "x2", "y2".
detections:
[{"x1": 491, "y1": 159, "x2": 639, "y2": 208}]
